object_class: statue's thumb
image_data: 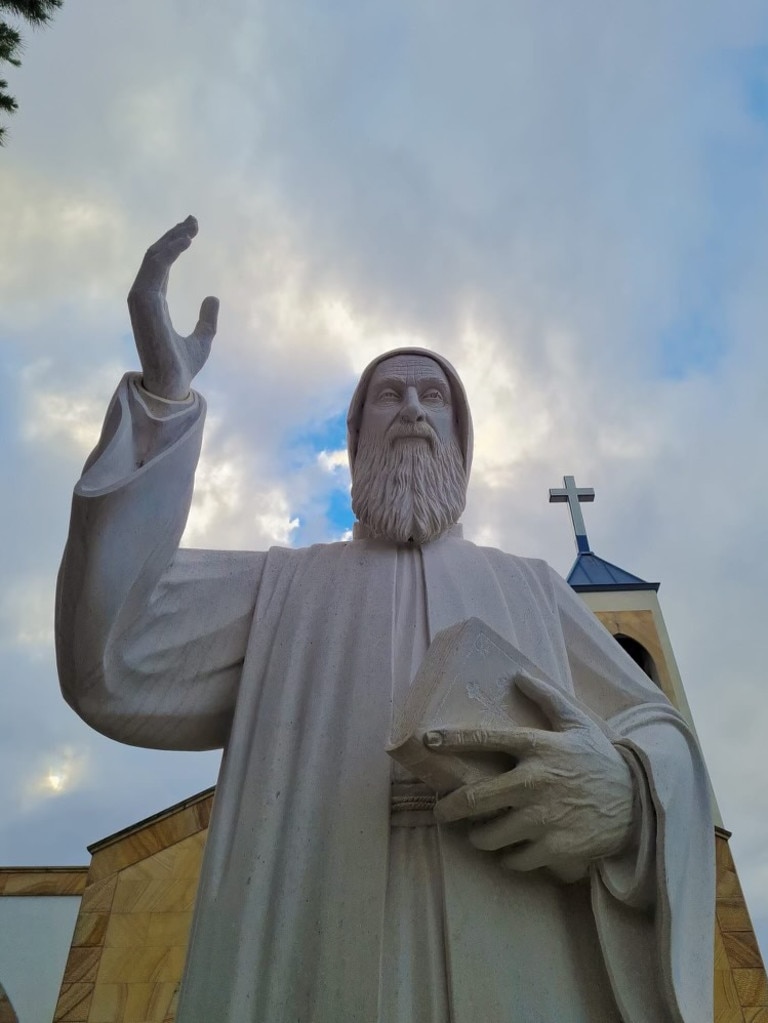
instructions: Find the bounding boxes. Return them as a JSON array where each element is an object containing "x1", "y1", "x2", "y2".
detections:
[
  {"x1": 194, "y1": 296, "x2": 220, "y2": 343},
  {"x1": 515, "y1": 673, "x2": 586, "y2": 730}
]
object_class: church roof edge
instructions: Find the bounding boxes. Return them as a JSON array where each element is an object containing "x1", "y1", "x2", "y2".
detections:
[
  {"x1": 87, "y1": 785, "x2": 215, "y2": 854},
  {"x1": 566, "y1": 551, "x2": 660, "y2": 593}
]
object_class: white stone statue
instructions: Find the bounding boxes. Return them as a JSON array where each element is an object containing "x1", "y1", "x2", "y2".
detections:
[{"x1": 56, "y1": 218, "x2": 715, "y2": 1023}]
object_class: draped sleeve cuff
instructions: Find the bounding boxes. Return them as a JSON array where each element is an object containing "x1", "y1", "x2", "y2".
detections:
[
  {"x1": 596, "y1": 740, "x2": 656, "y2": 911},
  {"x1": 76, "y1": 372, "x2": 204, "y2": 496}
]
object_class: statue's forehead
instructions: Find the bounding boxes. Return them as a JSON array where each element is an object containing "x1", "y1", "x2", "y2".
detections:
[{"x1": 368, "y1": 355, "x2": 449, "y2": 386}]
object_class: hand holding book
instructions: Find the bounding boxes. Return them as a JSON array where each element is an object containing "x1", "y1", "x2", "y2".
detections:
[
  {"x1": 387, "y1": 619, "x2": 638, "y2": 881},
  {"x1": 429, "y1": 672, "x2": 638, "y2": 880}
]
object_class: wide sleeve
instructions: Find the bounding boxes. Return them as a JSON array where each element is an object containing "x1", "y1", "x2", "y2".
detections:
[
  {"x1": 551, "y1": 567, "x2": 714, "y2": 1023},
  {"x1": 56, "y1": 373, "x2": 265, "y2": 752}
]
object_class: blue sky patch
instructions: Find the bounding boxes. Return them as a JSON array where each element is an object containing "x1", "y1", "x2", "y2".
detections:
[
  {"x1": 327, "y1": 486, "x2": 354, "y2": 536},
  {"x1": 742, "y1": 46, "x2": 768, "y2": 127},
  {"x1": 657, "y1": 313, "x2": 725, "y2": 380},
  {"x1": 288, "y1": 408, "x2": 348, "y2": 462}
]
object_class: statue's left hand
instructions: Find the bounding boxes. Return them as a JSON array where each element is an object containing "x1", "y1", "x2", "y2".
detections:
[
  {"x1": 127, "y1": 216, "x2": 219, "y2": 401},
  {"x1": 430, "y1": 675, "x2": 637, "y2": 880}
]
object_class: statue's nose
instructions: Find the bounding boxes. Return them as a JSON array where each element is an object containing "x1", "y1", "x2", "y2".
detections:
[{"x1": 400, "y1": 387, "x2": 425, "y2": 423}]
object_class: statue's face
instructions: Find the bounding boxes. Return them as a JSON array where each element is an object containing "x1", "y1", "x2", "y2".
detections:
[
  {"x1": 352, "y1": 354, "x2": 466, "y2": 544},
  {"x1": 359, "y1": 355, "x2": 460, "y2": 452}
]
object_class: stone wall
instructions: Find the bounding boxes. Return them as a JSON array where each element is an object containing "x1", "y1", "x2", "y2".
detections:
[
  {"x1": 52, "y1": 792, "x2": 211, "y2": 1023},
  {"x1": 715, "y1": 831, "x2": 768, "y2": 1022}
]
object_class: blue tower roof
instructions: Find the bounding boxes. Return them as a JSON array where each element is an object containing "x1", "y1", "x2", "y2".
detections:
[
  {"x1": 566, "y1": 552, "x2": 659, "y2": 593},
  {"x1": 548, "y1": 475, "x2": 660, "y2": 593}
]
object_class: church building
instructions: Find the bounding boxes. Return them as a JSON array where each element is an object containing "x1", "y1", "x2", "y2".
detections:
[{"x1": 1, "y1": 477, "x2": 765, "y2": 1022}]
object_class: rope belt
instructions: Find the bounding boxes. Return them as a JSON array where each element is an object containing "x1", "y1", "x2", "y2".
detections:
[{"x1": 390, "y1": 782, "x2": 438, "y2": 827}]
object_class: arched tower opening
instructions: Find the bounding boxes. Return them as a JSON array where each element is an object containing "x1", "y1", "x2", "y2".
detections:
[{"x1": 614, "y1": 633, "x2": 660, "y2": 686}]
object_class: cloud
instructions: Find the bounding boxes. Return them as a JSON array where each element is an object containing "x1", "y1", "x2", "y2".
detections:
[
  {"x1": 181, "y1": 420, "x2": 300, "y2": 550},
  {"x1": 19, "y1": 360, "x2": 122, "y2": 456},
  {"x1": 0, "y1": 574, "x2": 54, "y2": 655},
  {"x1": 317, "y1": 449, "x2": 349, "y2": 475}
]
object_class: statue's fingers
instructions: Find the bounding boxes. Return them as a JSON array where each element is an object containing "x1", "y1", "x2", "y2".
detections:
[
  {"x1": 435, "y1": 766, "x2": 540, "y2": 823},
  {"x1": 424, "y1": 726, "x2": 549, "y2": 757},
  {"x1": 144, "y1": 216, "x2": 199, "y2": 258},
  {"x1": 190, "y1": 296, "x2": 219, "y2": 346},
  {"x1": 514, "y1": 674, "x2": 591, "y2": 732},
  {"x1": 548, "y1": 859, "x2": 591, "y2": 884},
  {"x1": 499, "y1": 839, "x2": 551, "y2": 873},
  {"x1": 468, "y1": 807, "x2": 546, "y2": 851},
  {"x1": 131, "y1": 217, "x2": 199, "y2": 292}
]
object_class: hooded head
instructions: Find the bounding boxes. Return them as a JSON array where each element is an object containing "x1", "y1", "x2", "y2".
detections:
[
  {"x1": 346, "y1": 348, "x2": 474, "y2": 543},
  {"x1": 346, "y1": 348, "x2": 474, "y2": 475}
]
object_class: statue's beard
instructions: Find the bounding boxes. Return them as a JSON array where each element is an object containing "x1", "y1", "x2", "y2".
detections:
[{"x1": 351, "y1": 422, "x2": 467, "y2": 545}]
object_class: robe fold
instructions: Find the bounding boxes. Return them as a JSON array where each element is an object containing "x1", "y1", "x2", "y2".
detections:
[{"x1": 56, "y1": 375, "x2": 715, "y2": 1023}]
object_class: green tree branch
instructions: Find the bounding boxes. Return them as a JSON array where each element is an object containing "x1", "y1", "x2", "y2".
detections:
[{"x1": 0, "y1": 0, "x2": 62, "y2": 145}]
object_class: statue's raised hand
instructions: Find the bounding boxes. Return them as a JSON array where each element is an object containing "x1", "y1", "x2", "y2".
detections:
[{"x1": 128, "y1": 216, "x2": 219, "y2": 400}]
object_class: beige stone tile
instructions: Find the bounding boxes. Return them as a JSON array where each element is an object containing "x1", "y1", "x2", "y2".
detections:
[
  {"x1": 716, "y1": 926, "x2": 731, "y2": 969},
  {"x1": 72, "y1": 913, "x2": 109, "y2": 948},
  {"x1": 134, "y1": 832, "x2": 205, "y2": 880},
  {"x1": 117, "y1": 982, "x2": 179, "y2": 1022},
  {"x1": 151, "y1": 807, "x2": 203, "y2": 850},
  {"x1": 146, "y1": 911, "x2": 193, "y2": 947},
  {"x1": 93, "y1": 831, "x2": 167, "y2": 881},
  {"x1": 104, "y1": 911, "x2": 151, "y2": 948},
  {"x1": 725, "y1": 933, "x2": 765, "y2": 970},
  {"x1": 97, "y1": 945, "x2": 187, "y2": 984},
  {"x1": 87, "y1": 851, "x2": 122, "y2": 885},
  {"x1": 0, "y1": 988, "x2": 17, "y2": 1023},
  {"x1": 79, "y1": 876, "x2": 117, "y2": 915},
  {"x1": 63, "y1": 946, "x2": 101, "y2": 985},
  {"x1": 744, "y1": 1009, "x2": 768, "y2": 1023},
  {"x1": 715, "y1": 969, "x2": 746, "y2": 1021},
  {"x1": 52, "y1": 983, "x2": 92, "y2": 1022},
  {"x1": 717, "y1": 837, "x2": 735, "y2": 875},
  {"x1": 121, "y1": 983, "x2": 152, "y2": 1022},
  {"x1": 719, "y1": 900, "x2": 754, "y2": 933},
  {"x1": 111, "y1": 879, "x2": 150, "y2": 913},
  {"x1": 719, "y1": 867, "x2": 745, "y2": 901},
  {"x1": 87, "y1": 983, "x2": 126, "y2": 1022},
  {"x1": 0, "y1": 868, "x2": 87, "y2": 896},
  {"x1": 166, "y1": 839, "x2": 205, "y2": 881},
  {"x1": 193, "y1": 797, "x2": 212, "y2": 830},
  {"x1": 735, "y1": 970, "x2": 768, "y2": 1007},
  {"x1": 130, "y1": 878, "x2": 199, "y2": 914},
  {"x1": 144, "y1": 982, "x2": 179, "y2": 1022},
  {"x1": 156, "y1": 945, "x2": 187, "y2": 982},
  {"x1": 122, "y1": 835, "x2": 203, "y2": 882},
  {"x1": 116, "y1": 857, "x2": 174, "y2": 884},
  {"x1": 97, "y1": 947, "x2": 162, "y2": 984}
]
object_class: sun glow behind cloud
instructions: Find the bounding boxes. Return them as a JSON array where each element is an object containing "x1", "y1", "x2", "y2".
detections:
[{"x1": 24, "y1": 747, "x2": 89, "y2": 804}]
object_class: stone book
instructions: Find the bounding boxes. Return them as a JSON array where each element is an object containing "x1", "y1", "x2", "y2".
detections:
[{"x1": 387, "y1": 617, "x2": 552, "y2": 794}]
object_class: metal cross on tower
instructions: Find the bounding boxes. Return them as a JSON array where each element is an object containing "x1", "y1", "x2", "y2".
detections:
[{"x1": 549, "y1": 475, "x2": 595, "y2": 554}]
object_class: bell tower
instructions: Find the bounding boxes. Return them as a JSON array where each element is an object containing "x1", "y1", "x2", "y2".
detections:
[{"x1": 550, "y1": 476, "x2": 768, "y2": 1022}]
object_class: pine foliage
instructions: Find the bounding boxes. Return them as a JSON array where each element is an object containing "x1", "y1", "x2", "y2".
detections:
[{"x1": 0, "y1": 0, "x2": 62, "y2": 144}]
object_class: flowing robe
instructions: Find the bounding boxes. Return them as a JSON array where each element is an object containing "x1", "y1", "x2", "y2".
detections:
[{"x1": 56, "y1": 376, "x2": 715, "y2": 1023}]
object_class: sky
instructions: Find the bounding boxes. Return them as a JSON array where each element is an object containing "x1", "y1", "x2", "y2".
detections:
[{"x1": 1, "y1": 0, "x2": 768, "y2": 960}]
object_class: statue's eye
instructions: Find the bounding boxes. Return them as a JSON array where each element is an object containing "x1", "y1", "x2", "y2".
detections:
[
  {"x1": 378, "y1": 388, "x2": 400, "y2": 403},
  {"x1": 422, "y1": 389, "x2": 447, "y2": 405}
]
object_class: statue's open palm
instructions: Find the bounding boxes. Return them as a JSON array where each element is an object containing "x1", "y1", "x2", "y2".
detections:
[{"x1": 128, "y1": 216, "x2": 219, "y2": 400}]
